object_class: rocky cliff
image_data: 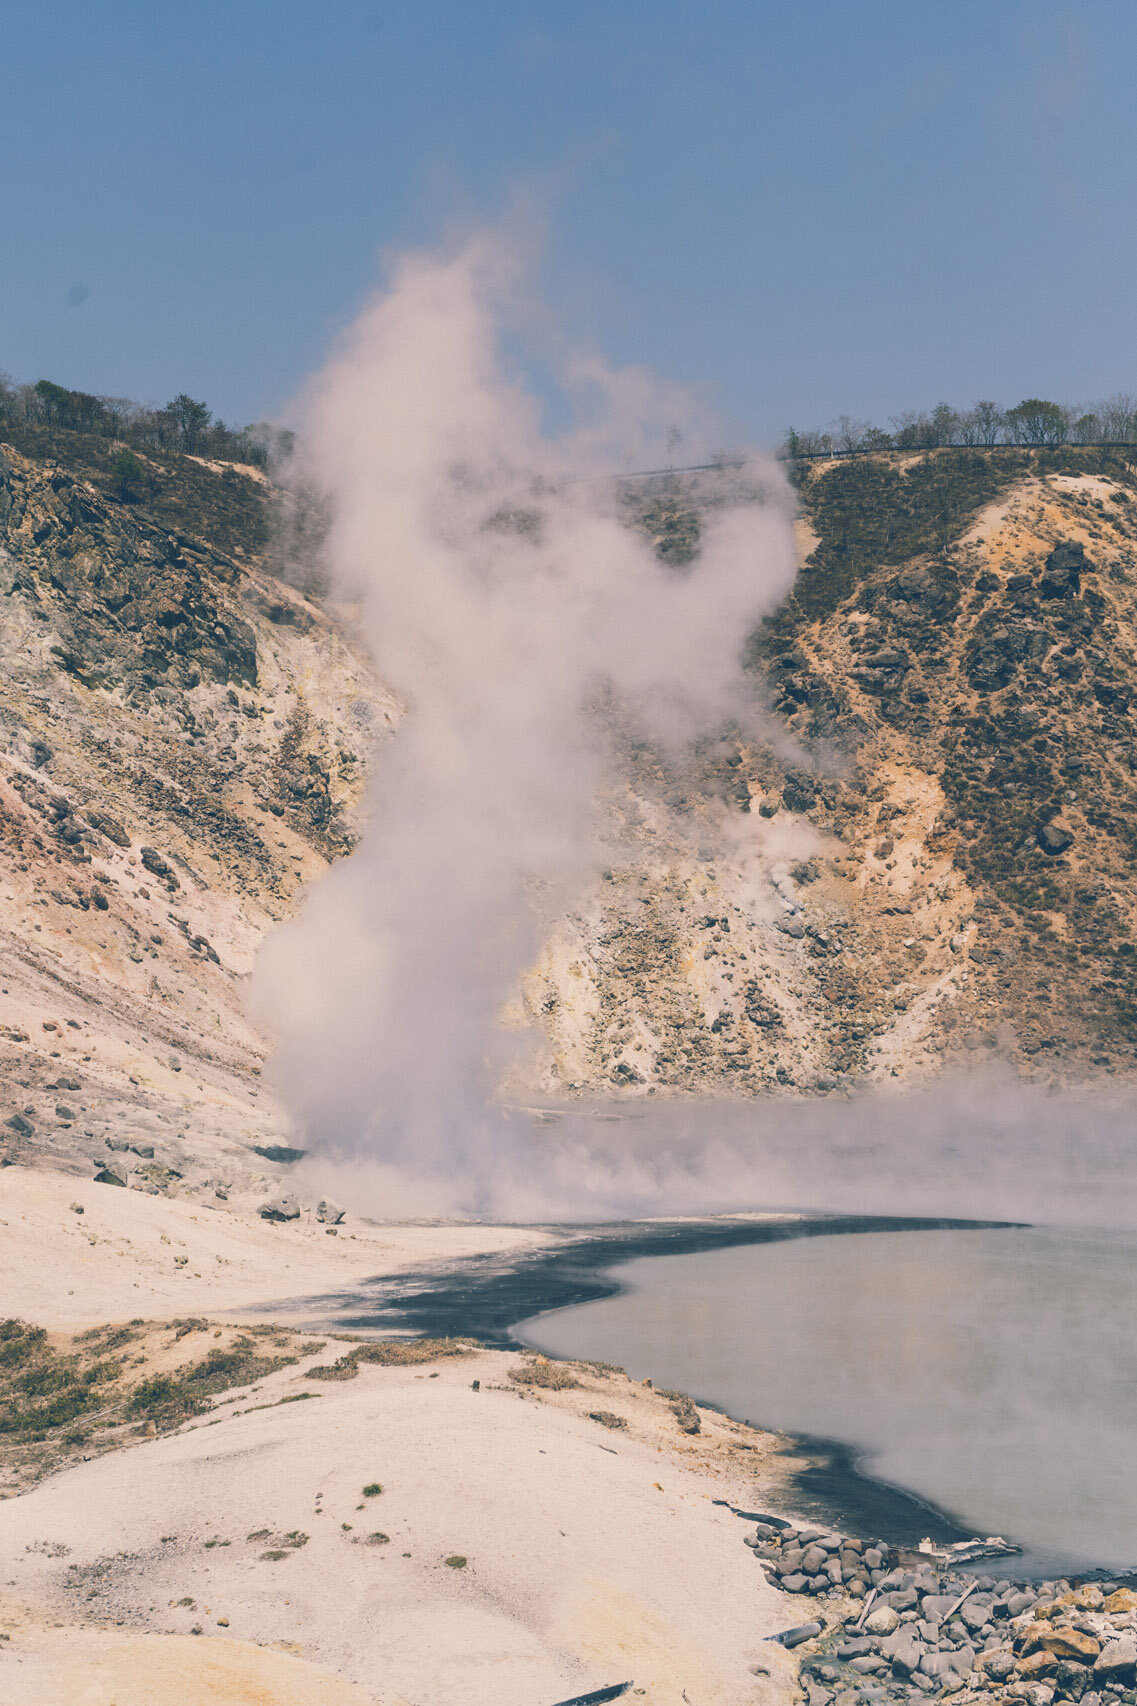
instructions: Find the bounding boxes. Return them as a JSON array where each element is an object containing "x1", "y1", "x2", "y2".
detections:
[
  {"x1": 0, "y1": 432, "x2": 391, "y2": 1196},
  {"x1": 4, "y1": 433, "x2": 1136, "y2": 1198},
  {"x1": 530, "y1": 446, "x2": 1137, "y2": 1099}
]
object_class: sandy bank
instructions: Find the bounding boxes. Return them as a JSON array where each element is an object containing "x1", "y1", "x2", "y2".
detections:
[
  {"x1": 0, "y1": 1164, "x2": 552, "y2": 1328},
  {"x1": 1, "y1": 1337, "x2": 802, "y2": 1706}
]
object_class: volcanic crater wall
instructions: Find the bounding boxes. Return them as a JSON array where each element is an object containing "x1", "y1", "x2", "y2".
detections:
[{"x1": 4, "y1": 435, "x2": 1137, "y2": 1195}]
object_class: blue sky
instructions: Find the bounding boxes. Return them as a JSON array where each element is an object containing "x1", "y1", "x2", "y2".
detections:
[{"x1": 2, "y1": 0, "x2": 1135, "y2": 446}]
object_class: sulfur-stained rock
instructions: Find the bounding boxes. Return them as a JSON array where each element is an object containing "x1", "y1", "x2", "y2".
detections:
[
  {"x1": 1019, "y1": 1651, "x2": 1060, "y2": 1681},
  {"x1": 1022, "y1": 1628, "x2": 1101, "y2": 1664}
]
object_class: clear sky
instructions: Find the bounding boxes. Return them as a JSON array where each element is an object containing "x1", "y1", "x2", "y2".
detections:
[{"x1": 3, "y1": 0, "x2": 1136, "y2": 446}]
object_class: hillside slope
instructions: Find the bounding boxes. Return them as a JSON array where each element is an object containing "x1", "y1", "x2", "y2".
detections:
[
  {"x1": 4, "y1": 434, "x2": 1136, "y2": 1204},
  {"x1": 531, "y1": 447, "x2": 1137, "y2": 1097},
  {"x1": 0, "y1": 436, "x2": 390, "y2": 1195}
]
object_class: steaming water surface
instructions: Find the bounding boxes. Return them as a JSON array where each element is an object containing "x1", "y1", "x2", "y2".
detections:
[{"x1": 516, "y1": 1226, "x2": 1137, "y2": 1575}]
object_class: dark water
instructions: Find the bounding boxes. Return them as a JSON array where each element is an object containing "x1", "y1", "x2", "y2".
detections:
[{"x1": 516, "y1": 1226, "x2": 1137, "y2": 1575}]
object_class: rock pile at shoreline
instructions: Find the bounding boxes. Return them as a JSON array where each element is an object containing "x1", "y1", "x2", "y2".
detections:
[{"x1": 748, "y1": 1521, "x2": 1137, "y2": 1706}]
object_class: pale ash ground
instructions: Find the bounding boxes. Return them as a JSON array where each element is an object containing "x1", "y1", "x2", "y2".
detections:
[{"x1": 0, "y1": 1170, "x2": 805, "y2": 1706}]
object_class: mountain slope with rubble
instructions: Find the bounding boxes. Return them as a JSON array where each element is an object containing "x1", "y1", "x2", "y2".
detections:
[
  {"x1": 4, "y1": 432, "x2": 1137, "y2": 1201},
  {"x1": 0, "y1": 431, "x2": 393, "y2": 1197},
  {"x1": 530, "y1": 446, "x2": 1137, "y2": 1099}
]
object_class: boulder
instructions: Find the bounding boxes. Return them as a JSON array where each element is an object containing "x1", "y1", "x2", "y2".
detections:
[
  {"x1": 1054, "y1": 1660, "x2": 1091, "y2": 1700},
  {"x1": 865, "y1": 1605, "x2": 901, "y2": 1636},
  {"x1": 258, "y1": 1195, "x2": 300, "y2": 1221},
  {"x1": 5, "y1": 1112, "x2": 34, "y2": 1136},
  {"x1": 315, "y1": 1199, "x2": 345, "y2": 1224},
  {"x1": 880, "y1": 1631, "x2": 926, "y2": 1676},
  {"x1": 1037, "y1": 823, "x2": 1073, "y2": 856},
  {"x1": 1093, "y1": 1638, "x2": 1136, "y2": 1684},
  {"x1": 93, "y1": 1161, "x2": 127, "y2": 1187},
  {"x1": 837, "y1": 1639, "x2": 878, "y2": 1660},
  {"x1": 977, "y1": 1650, "x2": 1016, "y2": 1683},
  {"x1": 1040, "y1": 541, "x2": 1089, "y2": 599},
  {"x1": 87, "y1": 809, "x2": 130, "y2": 847},
  {"x1": 139, "y1": 846, "x2": 179, "y2": 887},
  {"x1": 960, "y1": 1598, "x2": 994, "y2": 1631},
  {"x1": 1020, "y1": 1652, "x2": 1060, "y2": 1681},
  {"x1": 1023, "y1": 1629, "x2": 1101, "y2": 1665}
]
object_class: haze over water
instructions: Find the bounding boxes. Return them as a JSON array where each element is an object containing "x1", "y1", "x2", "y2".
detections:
[{"x1": 518, "y1": 1225, "x2": 1137, "y2": 1576}]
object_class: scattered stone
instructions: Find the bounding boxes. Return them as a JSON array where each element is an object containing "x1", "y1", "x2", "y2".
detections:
[
  {"x1": 139, "y1": 846, "x2": 177, "y2": 886},
  {"x1": 258, "y1": 1195, "x2": 300, "y2": 1221},
  {"x1": 1093, "y1": 1638, "x2": 1136, "y2": 1684},
  {"x1": 1023, "y1": 1628, "x2": 1101, "y2": 1664},
  {"x1": 588, "y1": 1411, "x2": 627, "y2": 1430},
  {"x1": 865, "y1": 1605, "x2": 901, "y2": 1636},
  {"x1": 1037, "y1": 822, "x2": 1073, "y2": 856}
]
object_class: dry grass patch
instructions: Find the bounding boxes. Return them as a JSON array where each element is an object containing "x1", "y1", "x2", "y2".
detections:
[
  {"x1": 508, "y1": 1356, "x2": 580, "y2": 1390},
  {"x1": 0, "y1": 1317, "x2": 318, "y2": 1493},
  {"x1": 306, "y1": 1337, "x2": 474, "y2": 1380}
]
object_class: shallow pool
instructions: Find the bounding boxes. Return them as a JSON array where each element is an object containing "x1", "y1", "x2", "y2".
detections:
[{"x1": 516, "y1": 1226, "x2": 1137, "y2": 1575}]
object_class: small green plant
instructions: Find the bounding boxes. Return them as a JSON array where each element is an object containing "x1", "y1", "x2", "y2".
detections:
[
  {"x1": 112, "y1": 448, "x2": 144, "y2": 501},
  {"x1": 362, "y1": 1482, "x2": 383, "y2": 1497},
  {"x1": 444, "y1": 1554, "x2": 468, "y2": 1569}
]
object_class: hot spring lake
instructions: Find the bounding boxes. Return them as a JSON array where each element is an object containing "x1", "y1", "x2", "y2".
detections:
[{"x1": 514, "y1": 1226, "x2": 1137, "y2": 1577}]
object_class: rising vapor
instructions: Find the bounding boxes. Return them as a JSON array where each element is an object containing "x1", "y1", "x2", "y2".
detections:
[{"x1": 252, "y1": 230, "x2": 798, "y2": 1214}]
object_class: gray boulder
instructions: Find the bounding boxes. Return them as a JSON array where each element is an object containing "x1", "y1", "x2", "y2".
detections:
[
  {"x1": 1038, "y1": 822, "x2": 1073, "y2": 856},
  {"x1": 1094, "y1": 1638, "x2": 1136, "y2": 1684},
  {"x1": 316, "y1": 1198, "x2": 345, "y2": 1224},
  {"x1": 880, "y1": 1631, "x2": 926, "y2": 1677},
  {"x1": 258, "y1": 1195, "x2": 300, "y2": 1221}
]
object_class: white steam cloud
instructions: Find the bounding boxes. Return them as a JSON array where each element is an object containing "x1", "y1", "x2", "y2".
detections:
[{"x1": 253, "y1": 232, "x2": 798, "y2": 1214}]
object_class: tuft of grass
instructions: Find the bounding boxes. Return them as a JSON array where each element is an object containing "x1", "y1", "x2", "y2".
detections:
[
  {"x1": 307, "y1": 1337, "x2": 473, "y2": 1381},
  {"x1": 362, "y1": 1482, "x2": 383, "y2": 1497},
  {"x1": 508, "y1": 1357, "x2": 579, "y2": 1391},
  {"x1": 443, "y1": 1554, "x2": 468, "y2": 1569}
]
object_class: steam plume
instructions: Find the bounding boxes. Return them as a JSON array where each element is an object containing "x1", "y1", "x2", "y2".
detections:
[{"x1": 253, "y1": 232, "x2": 797, "y2": 1213}]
